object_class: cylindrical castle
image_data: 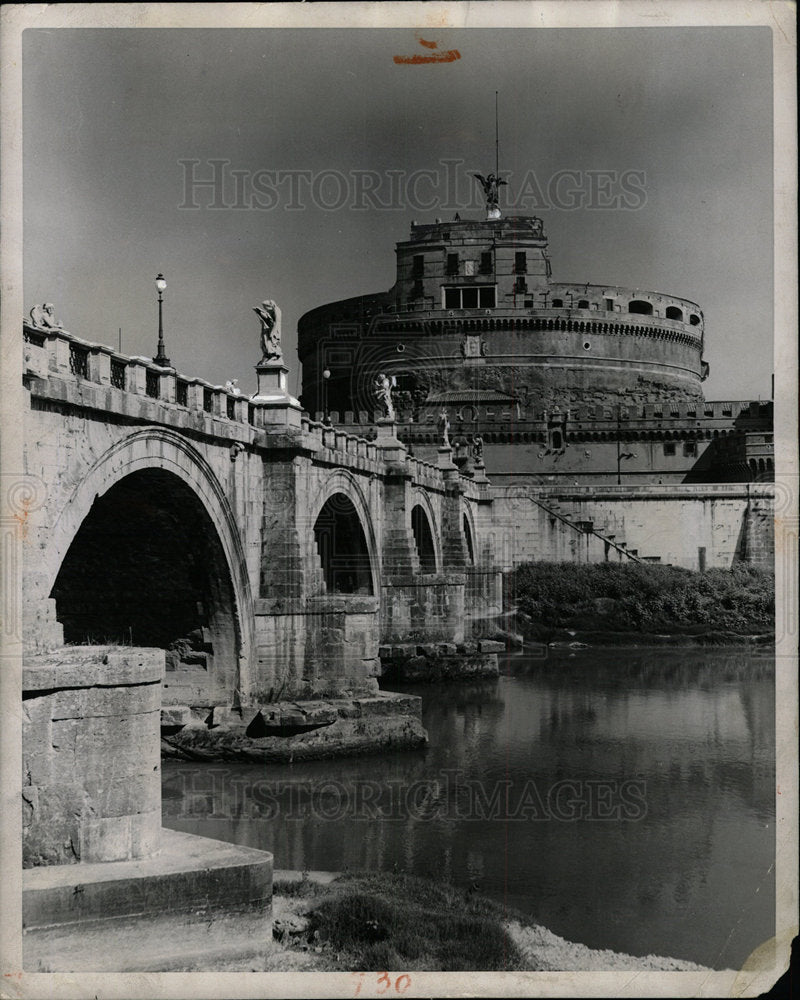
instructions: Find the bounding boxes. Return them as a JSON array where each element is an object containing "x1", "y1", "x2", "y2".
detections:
[{"x1": 298, "y1": 215, "x2": 708, "y2": 418}]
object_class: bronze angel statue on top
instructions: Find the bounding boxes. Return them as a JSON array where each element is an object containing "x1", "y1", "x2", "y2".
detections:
[{"x1": 473, "y1": 172, "x2": 507, "y2": 210}]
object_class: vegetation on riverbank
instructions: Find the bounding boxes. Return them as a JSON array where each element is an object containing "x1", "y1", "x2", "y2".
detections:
[
  {"x1": 262, "y1": 871, "x2": 712, "y2": 973},
  {"x1": 273, "y1": 871, "x2": 526, "y2": 971},
  {"x1": 508, "y1": 562, "x2": 774, "y2": 641}
]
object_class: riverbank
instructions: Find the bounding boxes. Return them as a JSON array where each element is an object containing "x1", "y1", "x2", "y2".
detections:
[
  {"x1": 193, "y1": 871, "x2": 715, "y2": 972},
  {"x1": 510, "y1": 561, "x2": 774, "y2": 644}
]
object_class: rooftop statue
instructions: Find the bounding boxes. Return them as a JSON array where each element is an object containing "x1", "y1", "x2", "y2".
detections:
[
  {"x1": 29, "y1": 303, "x2": 63, "y2": 330},
  {"x1": 473, "y1": 172, "x2": 507, "y2": 210},
  {"x1": 254, "y1": 300, "x2": 283, "y2": 363}
]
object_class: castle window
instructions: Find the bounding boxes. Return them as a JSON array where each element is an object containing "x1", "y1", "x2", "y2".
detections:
[
  {"x1": 689, "y1": 314, "x2": 701, "y2": 326},
  {"x1": 411, "y1": 279, "x2": 424, "y2": 299},
  {"x1": 176, "y1": 379, "x2": 188, "y2": 406},
  {"x1": 145, "y1": 370, "x2": 160, "y2": 399},
  {"x1": 605, "y1": 298, "x2": 614, "y2": 311},
  {"x1": 480, "y1": 251, "x2": 493, "y2": 274},
  {"x1": 446, "y1": 253, "x2": 459, "y2": 276},
  {"x1": 629, "y1": 300, "x2": 654, "y2": 315},
  {"x1": 683, "y1": 441, "x2": 697, "y2": 457},
  {"x1": 551, "y1": 298, "x2": 563, "y2": 308},
  {"x1": 514, "y1": 276, "x2": 527, "y2": 294},
  {"x1": 514, "y1": 251, "x2": 527, "y2": 274},
  {"x1": 578, "y1": 299, "x2": 590, "y2": 309},
  {"x1": 663, "y1": 442, "x2": 676, "y2": 456},
  {"x1": 443, "y1": 286, "x2": 496, "y2": 309},
  {"x1": 412, "y1": 254, "x2": 424, "y2": 277},
  {"x1": 550, "y1": 429, "x2": 563, "y2": 451},
  {"x1": 666, "y1": 306, "x2": 683, "y2": 321}
]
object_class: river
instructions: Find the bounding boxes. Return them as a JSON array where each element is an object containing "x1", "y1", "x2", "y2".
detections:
[{"x1": 161, "y1": 646, "x2": 775, "y2": 969}]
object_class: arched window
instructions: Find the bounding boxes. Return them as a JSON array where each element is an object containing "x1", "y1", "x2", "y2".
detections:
[
  {"x1": 551, "y1": 298, "x2": 563, "y2": 308},
  {"x1": 689, "y1": 314, "x2": 701, "y2": 326},
  {"x1": 577, "y1": 299, "x2": 590, "y2": 309},
  {"x1": 665, "y1": 306, "x2": 683, "y2": 321},
  {"x1": 411, "y1": 504, "x2": 437, "y2": 573},
  {"x1": 628, "y1": 300, "x2": 654, "y2": 315}
]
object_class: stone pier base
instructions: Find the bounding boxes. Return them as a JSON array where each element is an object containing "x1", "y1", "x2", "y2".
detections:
[
  {"x1": 379, "y1": 641, "x2": 504, "y2": 682},
  {"x1": 23, "y1": 829, "x2": 273, "y2": 972},
  {"x1": 161, "y1": 690, "x2": 428, "y2": 762}
]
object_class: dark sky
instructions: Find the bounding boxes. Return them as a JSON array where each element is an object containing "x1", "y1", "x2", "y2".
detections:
[{"x1": 22, "y1": 26, "x2": 773, "y2": 400}]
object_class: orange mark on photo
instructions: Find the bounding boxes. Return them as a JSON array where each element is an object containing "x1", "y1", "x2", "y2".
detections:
[{"x1": 394, "y1": 37, "x2": 461, "y2": 65}]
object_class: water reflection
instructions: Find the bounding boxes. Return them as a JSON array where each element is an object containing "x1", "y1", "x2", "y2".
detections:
[{"x1": 162, "y1": 646, "x2": 774, "y2": 969}]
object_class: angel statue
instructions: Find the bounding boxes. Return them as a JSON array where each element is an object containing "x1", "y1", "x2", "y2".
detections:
[
  {"x1": 254, "y1": 299, "x2": 282, "y2": 362},
  {"x1": 29, "y1": 303, "x2": 63, "y2": 330},
  {"x1": 438, "y1": 408, "x2": 451, "y2": 448},
  {"x1": 373, "y1": 372, "x2": 395, "y2": 420},
  {"x1": 473, "y1": 172, "x2": 507, "y2": 210}
]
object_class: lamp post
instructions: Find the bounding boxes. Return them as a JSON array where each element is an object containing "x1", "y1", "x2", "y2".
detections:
[
  {"x1": 322, "y1": 368, "x2": 331, "y2": 424},
  {"x1": 153, "y1": 273, "x2": 170, "y2": 367}
]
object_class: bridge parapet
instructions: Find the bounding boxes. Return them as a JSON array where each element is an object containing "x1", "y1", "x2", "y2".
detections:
[{"x1": 24, "y1": 322, "x2": 258, "y2": 432}]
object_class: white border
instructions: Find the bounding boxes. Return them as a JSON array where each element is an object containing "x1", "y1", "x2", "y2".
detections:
[{"x1": 1, "y1": 4, "x2": 796, "y2": 998}]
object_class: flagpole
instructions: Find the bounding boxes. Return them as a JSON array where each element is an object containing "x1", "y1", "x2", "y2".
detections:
[{"x1": 495, "y1": 90, "x2": 499, "y2": 180}]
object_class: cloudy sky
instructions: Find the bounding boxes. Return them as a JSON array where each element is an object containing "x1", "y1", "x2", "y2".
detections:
[{"x1": 23, "y1": 25, "x2": 773, "y2": 399}]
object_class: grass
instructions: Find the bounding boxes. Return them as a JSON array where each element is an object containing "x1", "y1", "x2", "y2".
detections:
[
  {"x1": 287, "y1": 871, "x2": 527, "y2": 971},
  {"x1": 509, "y1": 561, "x2": 774, "y2": 639}
]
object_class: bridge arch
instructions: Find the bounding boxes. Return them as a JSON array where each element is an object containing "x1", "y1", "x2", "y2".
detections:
[
  {"x1": 410, "y1": 488, "x2": 441, "y2": 574},
  {"x1": 308, "y1": 470, "x2": 380, "y2": 597},
  {"x1": 45, "y1": 428, "x2": 254, "y2": 699}
]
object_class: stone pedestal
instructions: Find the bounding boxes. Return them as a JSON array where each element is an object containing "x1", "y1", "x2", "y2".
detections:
[
  {"x1": 437, "y1": 445, "x2": 458, "y2": 471},
  {"x1": 23, "y1": 648, "x2": 164, "y2": 867},
  {"x1": 472, "y1": 460, "x2": 489, "y2": 484},
  {"x1": 374, "y1": 417, "x2": 407, "y2": 464},
  {"x1": 250, "y1": 359, "x2": 302, "y2": 429},
  {"x1": 22, "y1": 645, "x2": 274, "y2": 971}
]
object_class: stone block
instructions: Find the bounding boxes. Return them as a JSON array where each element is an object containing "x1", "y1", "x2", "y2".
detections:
[
  {"x1": 161, "y1": 705, "x2": 193, "y2": 728},
  {"x1": 478, "y1": 639, "x2": 506, "y2": 653},
  {"x1": 437, "y1": 642, "x2": 457, "y2": 655},
  {"x1": 211, "y1": 706, "x2": 245, "y2": 729}
]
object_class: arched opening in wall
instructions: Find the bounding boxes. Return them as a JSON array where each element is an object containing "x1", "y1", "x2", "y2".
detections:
[
  {"x1": 628, "y1": 300, "x2": 653, "y2": 315},
  {"x1": 551, "y1": 298, "x2": 563, "y2": 308},
  {"x1": 689, "y1": 314, "x2": 701, "y2": 326},
  {"x1": 665, "y1": 306, "x2": 683, "y2": 321},
  {"x1": 50, "y1": 468, "x2": 239, "y2": 682},
  {"x1": 313, "y1": 493, "x2": 374, "y2": 595},
  {"x1": 411, "y1": 504, "x2": 437, "y2": 573},
  {"x1": 577, "y1": 299, "x2": 590, "y2": 309},
  {"x1": 463, "y1": 514, "x2": 475, "y2": 565}
]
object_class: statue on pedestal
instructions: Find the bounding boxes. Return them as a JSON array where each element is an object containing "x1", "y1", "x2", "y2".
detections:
[
  {"x1": 472, "y1": 434, "x2": 484, "y2": 463},
  {"x1": 373, "y1": 372, "x2": 395, "y2": 419},
  {"x1": 438, "y1": 408, "x2": 451, "y2": 448},
  {"x1": 254, "y1": 300, "x2": 282, "y2": 363}
]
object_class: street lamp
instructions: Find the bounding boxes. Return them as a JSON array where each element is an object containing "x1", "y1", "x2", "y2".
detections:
[
  {"x1": 322, "y1": 368, "x2": 331, "y2": 424},
  {"x1": 153, "y1": 273, "x2": 170, "y2": 367}
]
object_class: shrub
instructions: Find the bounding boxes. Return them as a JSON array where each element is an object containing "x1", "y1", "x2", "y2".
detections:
[{"x1": 510, "y1": 562, "x2": 774, "y2": 635}]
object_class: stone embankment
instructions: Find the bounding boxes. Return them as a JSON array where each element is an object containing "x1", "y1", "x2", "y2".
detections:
[{"x1": 161, "y1": 691, "x2": 427, "y2": 762}]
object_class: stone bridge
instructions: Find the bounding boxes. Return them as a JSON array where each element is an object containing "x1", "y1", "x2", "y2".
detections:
[{"x1": 22, "y1": 321, "x2": 503, "y2": 712}]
